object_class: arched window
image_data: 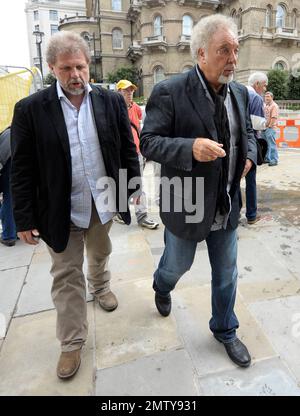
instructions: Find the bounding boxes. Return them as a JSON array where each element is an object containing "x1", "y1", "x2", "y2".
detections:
[
  {"x1": 153, "y1": 15, "x2": 163, "y2": 36},
  {"x1": 153, "y1": 66, "x2": 165, "y2": 84},
  {"x1": 276, "y1": 4, "x2": 286, "y2": 28},
  {"x1": 182, "y1": 15, "x2": 193, "y2": 36},
  {"x1": 265, "y1": 5, "x2": 272, "y2": 27},
  {"x1": 274, "y1": 61, "x2": 286, "y2": 70},
  {"x1": 112, "y1": 28, "x2": 123, "y2": 49},
  {"x1": 112, "y1": 0, "x2": 122, "y2": 11}
]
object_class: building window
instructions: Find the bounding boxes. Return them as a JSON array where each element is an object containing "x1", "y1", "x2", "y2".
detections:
[
  {"x1": 50, "y1": 24, "x2": 58, "y2": 35},
  {"x1": 112, "y1": 0, "x2": 122, "y2": 11},
  {"x1": 274, "y1": 61, "x2": 286, "y2": 70},
  {"x1": 182, "y1": 15, "x2": 193, "y2": 36},
  {"x1": 154, "y1": 66, "x2": 165, "y2": 84},
  {"x1": 153, "y1": 15, "x2": 163, "y2": 36},
  {"x1": 237, "y1": 9, "x2": 242, "y2": 31},
  {"x1": 49, "y1": 10, "x2": 58, "y2": 20},
  {"x1": 276, "y1": 4, "x2": 286, "y2": 28},
  {"x1": 112, "y1": 28, "x2": 123, "y2": 49},
  {"x1": 265, "y1": 5, "x2": 272, "y2": 27},
  {"x1": 33, "y1": 10, "x2": 39, "y2": 21},
  {"x1": 292, "y1": 9, "x2": 297, "y2": 28},
  {"x1": 81, "y1": 31, "x2": 90, "y2": 43}
]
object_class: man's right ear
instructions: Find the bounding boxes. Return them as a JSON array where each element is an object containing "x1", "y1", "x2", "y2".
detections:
[{"x1": 198, "y1": 48, "x2": 206, "y2": 63}]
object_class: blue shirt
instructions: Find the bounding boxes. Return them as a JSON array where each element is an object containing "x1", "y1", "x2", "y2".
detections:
[
  {"x1": 246, "y1": 86, "x2": 266, "y2": 138},
  {"x1": 57, "y1": 81, "x2": 115, "y2": 228}
]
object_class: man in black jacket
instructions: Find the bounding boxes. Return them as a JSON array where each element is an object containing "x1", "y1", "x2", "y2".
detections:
[
  {"x1": 11, "y1": 31, "x2": 140, "y2": 379},
  {"x1": 140, "y1": 15, "x2": 257, "y2": 368}
]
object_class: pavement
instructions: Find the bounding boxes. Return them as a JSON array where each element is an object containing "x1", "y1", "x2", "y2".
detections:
[{"x1": 0, "y1": 149, "x2": 300, "y2": 396}]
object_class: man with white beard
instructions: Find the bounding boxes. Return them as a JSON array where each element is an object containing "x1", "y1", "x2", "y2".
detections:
[{"x1": 140, "y1": 15, "x2": 257, "y2": 368}]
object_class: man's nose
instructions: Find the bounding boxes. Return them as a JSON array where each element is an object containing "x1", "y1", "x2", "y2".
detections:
[
  {"x1": 71, "y1": 68, "x2": 79, "y2": 78},
  {"x1": 228, "y1": 50, "x2": 238, "y2": 64}
]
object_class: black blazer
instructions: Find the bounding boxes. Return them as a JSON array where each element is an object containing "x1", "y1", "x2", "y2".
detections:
[
  {"x1": 140, "y1": 66, "x2": 257, "y2": 242},
  {"x1": 11, "y1": 83, "x2": 140, "y2": 252}
]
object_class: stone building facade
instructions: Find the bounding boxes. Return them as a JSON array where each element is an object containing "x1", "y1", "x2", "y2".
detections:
[
  {"x1": 58, "y1": 0, "x2": 300, "y2": 97},
  {"x1": 25, "y1": 0, "x2": 86, "y2": 77}
]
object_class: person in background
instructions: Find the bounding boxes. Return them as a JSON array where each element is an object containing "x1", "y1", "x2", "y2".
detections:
[
  {"x1": 0, "y1": 127, "x2": 17, "y2": 247},
  {"x1": 263, "y1": 91, "x2": 279, "y2": 166},
  {"x1": 116, "y1": 79, "x2": 159, "y2": 230},
  {"x1": 245, "y1": 72, "x2": 268, "y2": 225}
]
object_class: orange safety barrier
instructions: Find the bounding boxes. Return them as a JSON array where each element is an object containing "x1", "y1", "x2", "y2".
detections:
[{"x1": 276, "y1": 118, "x2": 300, "y2": 148}]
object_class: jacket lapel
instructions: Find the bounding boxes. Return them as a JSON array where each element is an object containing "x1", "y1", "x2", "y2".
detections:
[
  {"x1": 89, "y1": 85, "x2": 108, "y2": 147},
  {"x1": 42, "y1": 83, "x2": 71, "y2": 166},
  {"x1": 229, "y1": 82, "x2": 248, "y2": 156},
  {"x1": 186, "y1": 67, "x2": 218, "y2": 140}
]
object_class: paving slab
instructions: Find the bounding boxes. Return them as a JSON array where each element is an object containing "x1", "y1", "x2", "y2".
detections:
[
  {"x1": 0, "y1": 267, "x2": 27, "y2": 338},
  {"x1": 173, "y1": 284, "x2": 276, "y2": 377},
  {"x1": 16, "y1": 251, "x2": 94, "y2": 316},
  {"x1": 0, "y1": 305, "x2": 95, "y2": 396},
  {"x1": 237, "y1": 237, "x2": 294, "y2": 282},
  {"x1": 96, "y1": 348, "x2": 200, "y2": 396},
  {"x1": 110, "y1": 228, "x2": 150, "y2": 254},
  {"x1": 0, "y1": 242, "x2": 34, "y2": 271},
  {"x1": 239, "y1": 278, "x2": 300, "y2": 303},
  {"x1": 248, "y1": 295, "x2": 300, "y2": 384},
  {"x1": 198, "y1": 357, "x2": 300, "y2": 396},
  {"x1": 109, "y1": 246, "x2": 155, "y2": 286},
  {"x1": 94, "y1": 279, "x2": 182, "y2": 370},
  {"x1": 15, "y1": 251, "x2": 54, "y2": 316}
]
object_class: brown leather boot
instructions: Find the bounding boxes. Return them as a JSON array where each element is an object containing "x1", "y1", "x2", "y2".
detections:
[
  {"x1": 57, "y1": 349, "x2": 81, "y2": 379},
  {"x1": 97, "y1": 290, "x2": 118, "y2": 312}
]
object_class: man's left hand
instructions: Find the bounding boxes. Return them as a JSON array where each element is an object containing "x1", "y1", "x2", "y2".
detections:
[{"x1": 242, "y1": 159, "x2": 253, "y2": 178}]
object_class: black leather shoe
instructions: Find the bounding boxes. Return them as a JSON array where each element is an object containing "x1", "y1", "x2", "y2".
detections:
[
  {"x1": 216, "y1": 337, "x2": 251, "y2": 368},
  {"x1": 155, "y1": 292, "x2": 171, "y2": 317}
]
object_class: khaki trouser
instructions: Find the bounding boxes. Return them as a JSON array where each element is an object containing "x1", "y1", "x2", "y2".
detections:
[{"x1": 47, "y1": 203, "x2": 113, "y2": 352}]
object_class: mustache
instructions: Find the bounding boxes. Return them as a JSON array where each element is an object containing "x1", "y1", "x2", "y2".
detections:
[{"x1": 68, "y1": 79, "x2": 84, "y2": 86}]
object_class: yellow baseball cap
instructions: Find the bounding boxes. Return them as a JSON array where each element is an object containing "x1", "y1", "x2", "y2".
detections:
[{"x1": 116, "y1": 79, "x2": 137, "y2": 91}]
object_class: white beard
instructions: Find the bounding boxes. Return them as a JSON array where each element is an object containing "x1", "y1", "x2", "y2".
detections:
[{"x1": 218, "y1": 73, "x2": 234, "y2": 84}]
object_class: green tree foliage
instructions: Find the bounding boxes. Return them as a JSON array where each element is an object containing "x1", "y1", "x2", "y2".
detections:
[
  {"x1": 287, "y1": 73, "x2": 300, "y2": 100},
  {"x1": 266, "y1": 69, "x2": 289, "y2": 100},
  {"x1": 43, "y1": 72, "x2": 56, "y2": 85},
  {"x1": 106, "y1": 66, "x2": 139, "y2": 84}
]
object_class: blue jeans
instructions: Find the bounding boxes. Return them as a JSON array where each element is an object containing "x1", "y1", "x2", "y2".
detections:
[
  {"x1": 245, "y1": 165, "x2": 257, "y2": 221},
  {"x1": 263, "y1": 128, "x2": 278, "y2": 164},
  {"x1": 154, "y1": 226, "x2": 239, "y2": 342},
  {"x1": 0, "y1": 159, "x2": 17, "y2": 241}
]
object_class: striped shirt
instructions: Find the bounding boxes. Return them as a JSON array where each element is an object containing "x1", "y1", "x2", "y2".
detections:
[{"x1": 57, "y1": 81, "x2": 115, "y2": 228}]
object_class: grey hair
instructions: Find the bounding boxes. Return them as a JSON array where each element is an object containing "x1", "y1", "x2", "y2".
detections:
[
  {"x1": 46, "y1": 31, "x2": 91, "y2": 65},
  {"x1": 265, "y1": 91, "x2": 274, "y2": 97},
  {"x1": 190, "y1": 14, "x2": 238, "y2": 61},
  {"x1": 248, "y1": 72, "x2": 268, "y2": 86}
]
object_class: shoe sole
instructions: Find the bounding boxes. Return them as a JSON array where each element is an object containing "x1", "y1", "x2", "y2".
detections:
[
  {"x1": 57, "y1": 358, "x2": 81, "y2": 380},
  {"x1": 140, "y1": 224, "x2": 159, "y2": 229}
]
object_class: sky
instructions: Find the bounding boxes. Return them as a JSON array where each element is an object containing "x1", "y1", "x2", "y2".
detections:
[{"x1": 0, "y1": 0, "x2": 30, "y2": 68}]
